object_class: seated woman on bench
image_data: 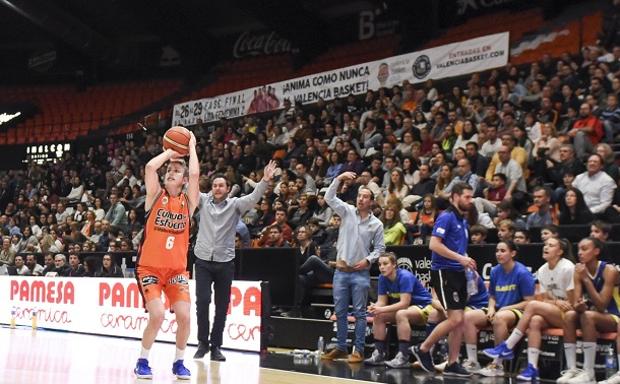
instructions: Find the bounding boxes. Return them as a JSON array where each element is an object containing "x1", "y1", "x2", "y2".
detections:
[
  {"x1": 555, "y1": 237, "x2": 619, "y2": 384},
  {"x1": 462, "y1": 240, "x2": 535, "y2": 377},
  {"x1": 483, "y1": 237, "x2": 575, "y2": 381},
  {"x1": 364, "y1": 252, "x2": 445, "y2": 368}
]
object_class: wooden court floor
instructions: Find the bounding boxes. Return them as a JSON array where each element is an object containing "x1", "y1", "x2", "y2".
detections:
[{"x1": 0, "y1": 327, "x2": 368, "y2": 384}]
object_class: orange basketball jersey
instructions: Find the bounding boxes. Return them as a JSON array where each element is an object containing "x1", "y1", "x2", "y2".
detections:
[{"x1": 138, "y1": 191, "x2": 190, "y2": 270}]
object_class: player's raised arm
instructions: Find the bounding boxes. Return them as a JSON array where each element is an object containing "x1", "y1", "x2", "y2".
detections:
[{"x1": 187, "y1": 132, "x2": 200, "y2": 216}]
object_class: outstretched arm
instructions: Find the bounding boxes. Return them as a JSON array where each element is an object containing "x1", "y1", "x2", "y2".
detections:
[
  {"x1": 144, "y1": 148, "x2": 182, "y2": 211},
  {"x1": 236, "y1": 160, "x2": 278, "y2": 214},
  {"x1": 187, "y1": 132, "x2": 200, "y2": 216}
]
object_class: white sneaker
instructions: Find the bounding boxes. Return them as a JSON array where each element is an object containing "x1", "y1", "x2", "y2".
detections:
[
  {"x1": 478, "y1": 362, "x2": 504, "y2": 377},
  {"x1": 557, "y1": 368, "x2": 584, "y2": 383},
  {"x1": 600, "y1": 371, "x2": 620, "y2": 384},
  {"x1": 566, "y1": 370, "x2": 595, "y2": 384},
  {"x1": 462, "y1": 359, "x2": 481, "y2": 374},
  {"x1": 434, "y1": 360, "x2": 448, "y2": 372}
]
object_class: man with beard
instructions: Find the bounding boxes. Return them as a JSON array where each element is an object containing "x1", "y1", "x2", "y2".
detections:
[
  {"x1": 568, "y1": 103, "x2": 603, "y2": 161},
  {"x1": 410, "y1": 183, "x2": 476, "y2": 377}
]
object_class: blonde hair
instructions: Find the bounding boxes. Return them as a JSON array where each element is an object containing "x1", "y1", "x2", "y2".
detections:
[{"x1": 167, "y1": 159, "x2": 189, "y2": 177}]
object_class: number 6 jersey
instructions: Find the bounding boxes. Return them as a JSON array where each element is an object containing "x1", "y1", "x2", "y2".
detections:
[{"x1": 137, "y1": 191, "x2": 190, "y2": 270}]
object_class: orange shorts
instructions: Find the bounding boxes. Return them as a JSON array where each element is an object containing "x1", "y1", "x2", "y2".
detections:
[{"x1": 136, "y1": 265, "x2": 190, "y2": 308}]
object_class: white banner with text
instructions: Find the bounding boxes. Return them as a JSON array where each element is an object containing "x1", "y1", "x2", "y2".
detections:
[
  {"x1": 172, "y1": 32, "x2": 509, "y2": 126},
  {"x1": 0, "y1": 277, "x2": 263, "y2": 352}
]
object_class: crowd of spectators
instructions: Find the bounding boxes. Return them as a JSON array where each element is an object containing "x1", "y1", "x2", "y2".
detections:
[{"x1": 1, "y1": 40, "x2": 620, "y2": 278}]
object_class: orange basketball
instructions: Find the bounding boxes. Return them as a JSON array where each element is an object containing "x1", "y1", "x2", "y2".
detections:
[{"x1": 163, "y1": 126, "x2": 191, "y2": 155}]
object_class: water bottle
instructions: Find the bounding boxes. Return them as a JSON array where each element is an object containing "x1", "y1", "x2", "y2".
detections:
[
  {"x1": 31, "y1": 308, "x2": 37, "y2": 330},
  {"x1": 10, "y1": 307, "x2": 16, "y2": 329},
  {"x1": 317, "y1": 336, "x2": 324, "y2": 357},
  {"x1": 121, "y1": 258, "x2": 127, "y2": 277},
  {"x1": 466, "y1": 268, "x2": 478, "y2": 296},
  {"x1": 606, "y1": 346, "x2": 618, "y2": 378}
]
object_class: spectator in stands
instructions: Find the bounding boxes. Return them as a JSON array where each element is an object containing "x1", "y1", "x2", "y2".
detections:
[
  {"x1": 526, "y1": 187, "x2": 554, "y2": 229},
  {"x1": 294, "y1": 163, "x2": 317, "y2": 194},
  {"x1": 434, "y1": 164, "x2": 453, "y2": 198},
  {"x1": 97, "y1": 220, "x2": 111, "y2": 251},
  {"x1": 53, "y1": 254, "x2": 71, "y2": 276},
  {"x1": 595, "y1": 142, "x2": 620, "y2": 181},
  {"x1": 312, "y1": 192, "x2": 332, "y2": 228},
  {"x1": 589, "y1": 220, "x2": 611, "y2": 242},
  {"x1": 486, "y1": 135, "x2": 528, "y2": 183},
  {"x1": 381, "y1": 205, "x2": 406, "y2": 246},
  {"x1": 513, "y1": 229, "x2": 530, "y2": 245},
  {"x1": 41, "y1": 253, "x2": 55, "y2": 276},
  {"x1": 55, "y1": 202, "x2": 71, "y2": 223},
  {"x1": 480, "y1": 125, "x2": 501, "y2": 158},
  {"x1": 409, "y1": 163, "x2": 436, "y2": 198},
  {"x1": 453, "y1": 119, "x2": 478, "y2": 156},
  {"x1": 67, "y1": 253, "x2": 85, "y2": 277},
  {"x1": 92, "y1": 197, "x2": 105, "y2": 220},
  {"x1": 63, "y1": 176, "x2": 84, "y2": 203},
  {"x1": 513, "y1": 126, "x2": 534, "y2": 160},
  {"x1": 469, "y1": 224, "x2": 488, "y2": 245},
  {"x1": 556, "y1": 238, "x2": 619, "y2": 384},
  {"x1": 0, "y1": 237, "x2": 15, "y2": 266},
  {"x1": 442, "y1": 159, "x2": 479, "y2": 199},
  {"x1": 558, "y1": 187, "x2": 594, "y2": 225},
  {"x1": 540, "y1": 224, "x2": 560, "y2": 242},
  {"x1": 261, "y1": 225, "x2": 289, "y2": 248},
  {"x1": 341, "y1": 149, "x2": 364, "y2": 175},
  {"x1": 497, "y1": 220, "x2": 515, "y2": 242},
  {"x1": 324, "y1": 152, "x2": 343, "y2": 185},
  {"x1": 572, "y1": 154, "x2": 617, "y2": 216},
  {"x1": 569, "y1": 103, "x2": 604, "y2": 161},
  {"x1": 475, "y1": 173, "x2": 507, "y2": 217},
  {"x1": 599, "y1": 93, "x2": 620, "y2": 143},
  {"x1": 465, "y1": 142, "x2": 489, "y2": 177},
  {"x1": 25, "y1": 254, "x2": 44, "y2": 276},
  {"x1": 96, "y1": 254, "x2": 124, "y2": 278},
  {"x1": 493, "y1": 145, "x2": 527, "y2": 203},
  {"x1": 384, "y1": 168, "x2": 409, "y2": 202},
  {"x1": 288, "y1": 194, "x2": 314, "y2": 229},
  {"x1": 14, "y1": 255, "x2": 29, "y2": 275},
  {"x1": 105, "y1": 193, "x2": 128, "y2": 231},
  {"x1": 464, "y1": 241, "x2": 535, "y2": 377},
  {"x1": 283, "y1": 225, "x2": 322, "y2": 317}
]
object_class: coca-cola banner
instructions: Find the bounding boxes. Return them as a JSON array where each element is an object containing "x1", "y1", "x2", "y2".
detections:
[
  {"x1": 232, "y1": 30, "x2": 298, "y2": 59},
  {"x1": 0, "y1": 277, "x2": 263, "y2": 352},
  {"x1": 172, "y1": 32, "x2": 509, "y2": 126}
]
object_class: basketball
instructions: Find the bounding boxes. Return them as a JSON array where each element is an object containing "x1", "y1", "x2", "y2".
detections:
[{"x1": 163, "y1": 126, "x2": 191, "y2": 155}]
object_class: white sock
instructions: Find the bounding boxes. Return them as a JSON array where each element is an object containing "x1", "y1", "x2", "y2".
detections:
[
  {"x1": 140, "y1": 347, "x2": 150, "y2": 359},
  {"x1": 527, "y1": 348, "x2": 540, "y2": 368},
  {"x1": 466, "y1": 344, "x2": 477, "y2": 362},
  {"x1": 175, "y1": 347, "x2": 185, "y2": 362},
  {"x1": 582, "y1": 342, "x2": 596, "y2": 372},
  {"x1": 505, "y1": 328, "x2": 524, "y2": 349},
  {"x1": 494, "y1": 357, "x2": 503, "y2": 367},
  {"x1": 564, "y1": 343, "x2": 576, "y2": 369}
]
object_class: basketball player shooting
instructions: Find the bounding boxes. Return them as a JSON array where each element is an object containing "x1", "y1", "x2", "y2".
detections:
[{"x1": 134, "y1": 130, "x2": 199, "y2": 380}]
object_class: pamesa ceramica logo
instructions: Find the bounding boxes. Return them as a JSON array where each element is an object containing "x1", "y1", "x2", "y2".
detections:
[{"x1": 412, "y1": 55, "x2": 431, "y2": 80}]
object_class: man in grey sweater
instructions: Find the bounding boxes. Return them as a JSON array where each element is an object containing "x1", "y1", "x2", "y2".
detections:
[{"x1": 193, "y1": 160, "x2": 277, "y2": 361}]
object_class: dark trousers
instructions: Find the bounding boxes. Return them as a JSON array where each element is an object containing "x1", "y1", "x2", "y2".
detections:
[
  {"x1": 195, "y1": 258, "x2": 234, "y2": 348},
  {"x1": 295, "y1": 255, "x2": 334, "y2": 306}
]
